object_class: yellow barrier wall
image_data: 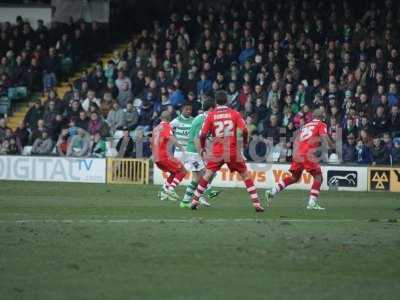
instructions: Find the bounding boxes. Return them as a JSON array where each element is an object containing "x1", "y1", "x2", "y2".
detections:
[
  {"x1": 368, "y1": 167, "x2": 400, "y2": 191},
  {"x1": 107, "y1": 158, "x2": 150, "y2": 184}
]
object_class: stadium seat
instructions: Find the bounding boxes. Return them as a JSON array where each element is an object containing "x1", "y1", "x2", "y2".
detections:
[
  {"x1": 106, "y1": 141, "x2": 118, "y2": 157},
  {"x1": 0, "y1": 96, "x2": 11, "y2": 114},
  {"x1": 61, "y1": 57, "x2": 73, "y2": 75},
  {"x1": 22, "y1": 146, "x2": 32, "y2": 156},
  {"x1": 7, "y1": 87, "x2": 28, "y2": 101}
]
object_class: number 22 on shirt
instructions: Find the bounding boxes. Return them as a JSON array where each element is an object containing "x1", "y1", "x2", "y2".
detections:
[{"x1": 214, "y1": 120, "x2": 234, "y2": 137}]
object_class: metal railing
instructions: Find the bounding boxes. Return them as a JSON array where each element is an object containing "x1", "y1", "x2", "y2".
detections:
[{"x1": 107, "y1": 158, "x2": 150, "y2": 184}]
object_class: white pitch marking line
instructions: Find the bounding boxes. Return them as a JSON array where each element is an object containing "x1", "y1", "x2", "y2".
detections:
[{"x1": 0, "y1": 218, "x2": 396, "y2": 224}]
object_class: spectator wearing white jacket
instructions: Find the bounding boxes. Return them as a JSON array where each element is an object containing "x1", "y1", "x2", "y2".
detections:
[{"x1": 81, "y1": 90, "x2": 101, "y2": 112}]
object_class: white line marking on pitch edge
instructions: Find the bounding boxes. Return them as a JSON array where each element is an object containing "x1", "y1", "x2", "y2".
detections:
[{"x1": 0, "y1": 218, "x2": 395, "y2": 224}]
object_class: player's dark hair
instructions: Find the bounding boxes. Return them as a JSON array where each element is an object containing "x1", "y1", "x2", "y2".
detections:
[
  {"x1": 203, "y1": 99, "x2": 215, "y2": 111},
  {"x1": 215, "y1": 90, "x2": 228, "y2": 105},
  {"x1": 181, "y1": 101, "x2": 192, "y2": 108}
]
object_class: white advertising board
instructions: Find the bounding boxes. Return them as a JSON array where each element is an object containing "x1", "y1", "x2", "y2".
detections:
[
  {"x1": 153, "y1": 163, "x2": 368, "y2": 191},
  {"x1": 0, "y1": 156, "x2": 106, "y2": 183}
]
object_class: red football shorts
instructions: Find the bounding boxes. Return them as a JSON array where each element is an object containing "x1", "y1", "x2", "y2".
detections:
[
  {"x1": 206, "y1": 154, "x2": 247, "y2": 173},
  {"x1": 156, "y1": 158, "x2": 185, "y2": 174},
  {"x1": 290, "y1": 155, "x2": 321, "y2": 176}
]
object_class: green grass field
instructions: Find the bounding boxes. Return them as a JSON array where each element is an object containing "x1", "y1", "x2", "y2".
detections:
[{"x1": 0, "y1": 181, "x2": 399, "y2": 300}]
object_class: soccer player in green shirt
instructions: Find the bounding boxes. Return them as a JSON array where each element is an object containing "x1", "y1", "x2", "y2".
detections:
[
  {"x1": 170, "y1": 102, "x2": 194, "y2": 163},
  {"x1": 179, "y1": 99, "x2": 219, "y2": 208}
]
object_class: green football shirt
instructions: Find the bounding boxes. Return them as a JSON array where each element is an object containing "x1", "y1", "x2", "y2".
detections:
[
  {"x1": 186, "y1": 113, "x2": 206, "y2": 153},
  {"x1": 170, "y1": 114, "x2": 194, "y2": 150}
]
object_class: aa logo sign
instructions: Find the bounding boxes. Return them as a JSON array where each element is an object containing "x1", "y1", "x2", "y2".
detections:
[{"x1": 368, "y1": 168, "x2": 400, "y2": 192}]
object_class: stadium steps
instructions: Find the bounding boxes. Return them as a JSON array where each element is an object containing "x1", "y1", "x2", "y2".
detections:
[
  {"x1": 7, "y1": 37, "x2": 135, "y2": 130},
  {"x1": 7, "y1": 103, "x2": 30, "y2": 128}
]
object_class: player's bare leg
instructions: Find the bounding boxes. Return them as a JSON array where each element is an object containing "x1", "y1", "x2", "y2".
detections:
[
  {"x1": 265, "y1": 171, "x2": 301, "y2": 206},
  {"x1": 306, "y1": 171, "x2": 325, "y2": 210}
]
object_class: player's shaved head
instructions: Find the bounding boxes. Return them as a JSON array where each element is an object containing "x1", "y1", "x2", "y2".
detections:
[
  {"x1": 160, "y1": 110, "x2": 172, "y2": 122},
  {"x1": 215, "y1": 90, "x2": 228, "y2": 105},
  {"x1": 313, "y1": 108, "x2": 324, "y2": 120}
]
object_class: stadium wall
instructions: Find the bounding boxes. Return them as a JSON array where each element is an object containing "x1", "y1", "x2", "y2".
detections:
[
  {"x1": 2, "y1": 155, "x2": 400, "y2": 193},
  {"x1": 0, "y1": 5, "x2": 52, "y2": 28},
  {"x1": 153, "y1": 163, "x2": 369, "y2": 192},
  {"x1": 0, "y1": 156, "x2": 106, "y2": 183},
  {"x1": 368, "y1": 167, "x2": 400, "y2": 192}
]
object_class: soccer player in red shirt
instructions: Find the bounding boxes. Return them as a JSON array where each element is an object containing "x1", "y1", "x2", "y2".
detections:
[
  {"x1": 266, "y1": 108, "x2": 334, "y2": 210},
  {"x1": 191, "y1": 91, "x2": 264, "y2": 212},
  {"x1": 152, "y1": 111, "x2": 187, "y2": 201}
]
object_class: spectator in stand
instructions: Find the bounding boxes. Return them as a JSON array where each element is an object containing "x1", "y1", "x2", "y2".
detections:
[
  {"x1": 356, "y1": 139, "x2": 372, "y2": 164},
  {"x1": 75, "y1": 110, "x2": 89, "y2": 131},
  {"x1": 390, "y1": 106, "x2": 400, "y2": 137},
  {"x1": 0, "y1": 117, "x2": 10, "y2": 142},
  {"x1": 115, "y1": 70, "x2": 131, "y2": 94},
  {"x1": 168, "y1": 83, "x2": 185, "y2": 109},
  {"x1": 7, "y1": 136, "x2": 19, "y2": 155},
  {"x1": 387, "y1": 83, "x2": 399, "y2": 108},
  {"x1": 42, "y1": 47, "x2": 58, "y2": 92},
  {"x1": 0, "y1": 139, "x2": 10, "y2": 155},
  {"x1": 239, "y1": 40, "x2": 255, "y2": 65},
  {"x1": 82, "y1": 90, "x2": 100, "y2": 112},
  {"x1": 117, "y1": 81, "x2": 132, "y2": 108},
  {"x1": 391, "y1": 138, "x2": 400, "y2": 164},
  {"x1": 261, "y1": 114, "x2": 281, "y2": 147},
  {"x1": 370, "y1": 136, "x2": 390, "y2": 165},
  {"x1": 196, "y1": 72, "x2": 212, "y2": 96},
  {"x1": 24, "y1": 100, "x2": 44, "y2": 129},
  {"x1": 342, "y1": 134, "x2": 357, "y2": 163},
  {"x1": 30, "y1": 119, "x2": 47, "y2": 145},
  {"x1": 43, "y1": 100, "x2": 57, "y2": 127},
  {"x1": 116, "y1": 127, "x2": 133, "y2": 158},
  {"x1": 185, "y1": 92, "x2": 201, "y2": 116},
  {"x1": 56, "y1": 128, "x2": 69, "y2": 156},
  {"x1": 122, "y1": 101, "x2": 139, "y2": 130},
  {"x1": 137, "y1": 101, "x2": 155, "y2": 134},
  {"x1": 66, "y1": 100, "x2": 81, "y2": 121},
  {"x1": 107, "y1": 101, "x2": 124, "y2": 133},
  {"x1": 132, "y1": 128, "x2": 151, "y2": 158},
  {"x1": 90, "y1": 131, "x2": 106, "y2": 158},
  {"x1": 67, "y1": 127, "x2": 90, "y2": 157},
  {"x1": 31, "y1": 131, "x2": 54, "y2": 155},
  {"x1": 88, "y1": 112, "x2": 104, "y2": 136},
  {"x1": 371, "y1": 106, "x2": 389, "y2": 136},
  {"x1": 14, "y1": 121, "x2": 29, "y2": 148}
]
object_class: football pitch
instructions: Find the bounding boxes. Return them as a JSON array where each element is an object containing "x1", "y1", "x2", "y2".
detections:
[{"x1": 0, "y1": 182, "x2": 399, "y2": 300}]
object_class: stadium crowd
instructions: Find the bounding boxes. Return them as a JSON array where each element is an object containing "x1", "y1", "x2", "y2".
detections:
[{"x1": 1, "y1": 0, "x2": 400, "y2": 164}]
